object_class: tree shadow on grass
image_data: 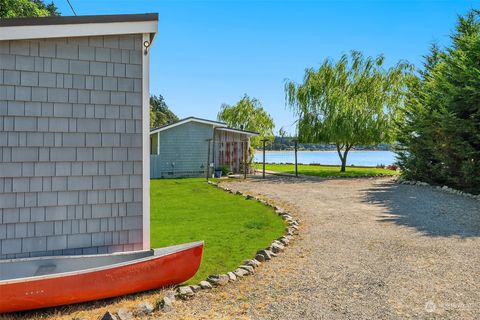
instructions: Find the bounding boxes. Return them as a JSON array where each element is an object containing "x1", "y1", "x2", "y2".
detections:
[{"x1": 364, "y1": 180, "x2": 480, "y2": 238}]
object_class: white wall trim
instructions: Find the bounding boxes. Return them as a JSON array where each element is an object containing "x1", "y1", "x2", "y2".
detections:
[
  {"x1": 142, "y1": 33, "x2": 151, "y2": 250},
  {"x1": 0, "y1": 20, "x2": 157, "y2": 41}
]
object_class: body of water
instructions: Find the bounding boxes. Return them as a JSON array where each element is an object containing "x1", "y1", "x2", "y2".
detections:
[{"x1": 254, "y1": 150, "x2": 397, "y2": 167}]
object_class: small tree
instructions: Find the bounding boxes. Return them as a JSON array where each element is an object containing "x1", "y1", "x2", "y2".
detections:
[
  {"x1": 285, "y1": 51, "x2": 410, "y2": 171},
  {"x1": 217, "y1": 94, "x2": 275, "y2": 148}
]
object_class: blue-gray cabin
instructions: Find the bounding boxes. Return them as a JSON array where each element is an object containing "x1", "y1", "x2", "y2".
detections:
[{"x1": 150, "y1": 117, "x2": 258, "y2": 178}]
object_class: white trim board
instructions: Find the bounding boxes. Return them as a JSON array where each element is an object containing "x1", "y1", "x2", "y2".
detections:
[
  {"x1": 0, "y1": 20, "x2": 158, "y2": 41},
  {"x1": 142, "y1": 33, "x2": 151, "y2": 250},
  {"x1": 150, "y1": 118, "x2": 227, "y2": 134}
]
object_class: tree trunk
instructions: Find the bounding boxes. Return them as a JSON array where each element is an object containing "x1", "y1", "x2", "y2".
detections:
[
  {"x1": 341, "y1": 156, "x2": 347, "y2": 172},
  {"x1": 336, "y1": 144, "x2": 351, "y2": 172}
]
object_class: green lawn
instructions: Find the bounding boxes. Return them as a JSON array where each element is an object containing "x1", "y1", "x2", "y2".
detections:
[
  {"x1": 261, "y1": 163, "x2": 399, "y2": 177},
  {"x1": 150, "y1": 178, "x2": 286, "y2": 284}
]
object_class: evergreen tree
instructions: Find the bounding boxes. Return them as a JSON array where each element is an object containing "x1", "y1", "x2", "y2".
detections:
[
  {"x1": 150, "y1": 95, "x2": 178, "y2": 129},
  {"x1": 396, "y1": 10, "x2": 480, "y2": 193}
]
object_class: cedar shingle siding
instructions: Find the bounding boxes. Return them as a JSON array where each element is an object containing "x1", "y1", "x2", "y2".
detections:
[
  {"x1": 0, "y1": 35, "x2": 144, "y2": 259},
  {"x1": 151, "y1": 122, "x2": 213, "y2": 178}
]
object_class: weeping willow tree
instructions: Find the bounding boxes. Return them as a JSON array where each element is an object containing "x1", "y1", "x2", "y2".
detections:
[
  {"x1": 285, "y1": 51, "x2": 411, "y2": 171},
  {"x1": 218, "y1": 94, "x2": 275, "y2": 148}
]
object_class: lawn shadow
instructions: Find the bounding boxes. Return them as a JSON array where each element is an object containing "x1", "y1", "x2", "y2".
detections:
[{"x1": 364, "y1": 180, "x2": 480, "y2": 238}]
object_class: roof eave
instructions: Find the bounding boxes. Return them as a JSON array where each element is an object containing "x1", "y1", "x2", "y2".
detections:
[
  {"x1": 150, "y1": 117, "x2": 227, "y2": 134},
  {"x1": 0, "y1": 13, "x2": 158, "y2": 41},
  {"x1": 215, "y1": 127, "x2": 260, "y2": 136}
]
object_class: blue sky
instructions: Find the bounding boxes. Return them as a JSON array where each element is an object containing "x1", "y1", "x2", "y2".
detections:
[{"x1": 54, "y1": 0, "x2": 478, "y2": 134}]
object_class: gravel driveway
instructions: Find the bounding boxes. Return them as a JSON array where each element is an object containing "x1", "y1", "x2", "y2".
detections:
[
  {"x1": 13, "y1": 176, "x2": 478, "y2": 320},
  {"x1": 160, "y1": 176, "x2": 480, "y2": 319}
]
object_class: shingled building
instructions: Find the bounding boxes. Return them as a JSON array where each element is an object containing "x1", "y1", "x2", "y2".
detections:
[{"x1": 0, "y1": 14, "x2": 157, "y2": 259}]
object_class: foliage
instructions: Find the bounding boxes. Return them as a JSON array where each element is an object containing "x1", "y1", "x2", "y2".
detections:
[
  {"x1": 285, "y1": 51, "x2": 410, "y2": 171},
  {"x1": 150, "y1": 95, "x2": 178, "y2": 129},
  {"x1": 396, "y1": 10, "x2": 480, "y2": 194},
  {"x1": 150, "y1": 178, "x2": 285, "y2": 284},
  {"x1": 277, "y1": 127, "x2": 287, "y2": 145},
  {"x1": 0, "y1": 0, "x2": 59, "y2": 18},
  {"x1": 217, "y1": 94, "x2": 275, "y2": 147},
  {"x1": 260, "y1": 163, "x2": 399, "y2": 178},
  {"x1": 220, "y1": 164, "x2": 230, "y2": 176}
]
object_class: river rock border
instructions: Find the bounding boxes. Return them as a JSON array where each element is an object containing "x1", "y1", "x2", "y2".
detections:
[
  {"x1": 396, "y1": 177, "x2": 480, "y2": 201},
  {"x1": 100, "y1": 180, "x2": 300, "y2": 319}
]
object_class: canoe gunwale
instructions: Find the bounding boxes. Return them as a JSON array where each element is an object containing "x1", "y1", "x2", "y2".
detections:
[{"x1": 0, "y1": 241, "x2": 203, "y2": 285}]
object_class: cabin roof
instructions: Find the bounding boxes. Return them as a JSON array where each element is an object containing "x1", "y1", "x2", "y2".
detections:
[
  {"x1": 150, "y1": 117, "x2": 259, "y2": 136},
  {"x1": 0, "y1": 13, "x2": 158, "y2": 41}
]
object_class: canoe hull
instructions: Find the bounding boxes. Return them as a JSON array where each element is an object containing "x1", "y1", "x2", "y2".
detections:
[{"x1": 0, "y1": 243, "x2": 203, "y2": 313}]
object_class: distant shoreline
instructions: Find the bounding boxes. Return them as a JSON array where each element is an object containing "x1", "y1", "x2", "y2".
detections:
[{"x1": 255, "y1": 150, "x2": 392, "y2": 153}]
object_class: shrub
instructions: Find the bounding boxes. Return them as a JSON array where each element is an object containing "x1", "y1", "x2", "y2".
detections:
[{"x1": 221, "y1": 165, "x2": 230, "y2": 176}]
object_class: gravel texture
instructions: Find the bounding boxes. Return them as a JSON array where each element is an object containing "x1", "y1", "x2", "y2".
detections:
[
  {"x1": 5, "y1": 176, "x2": 479, "y2": 320},
  {"x1": 154, "y1": 176, "x2": 480, "y2": 319}
]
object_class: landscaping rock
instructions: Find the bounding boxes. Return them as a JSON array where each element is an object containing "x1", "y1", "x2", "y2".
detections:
[
  {"x1": 272, "y1": 239, "x2": 285, "y2": 247},
  {"x1": 270, "y1": 242, "x2": 285, "y2": 253},
  {"x1": 189, "y1": 285, "x2": 201, "y2": 292},
  {"x1": 227, "y1": 271, "x2": 237, "y2": 281},
  {"x1": 116, "y1": 308, "x2": 133, "y2": 320},
  {"x1": 234, "y1": 268, "x2": 249, "y2": 277},
  {"x1": 286, "y1": 227, "x2": 298, "y2": 235},
  {"x1": 207, "y1": 274, "x2": 229, "y2": 286},
  {"x1": 136, "y1": 301, "x2": 154, "y2": 316},
  {"x1": 199, "y1": 280, "x2": 213, "y2": 289},
  {"x1": 165, "y1": 289, "x2": 177, "y2": 300},
  {"x1": 177, "y1": 286, "x2": 194, "y2": 299},
  {"x1": 255, "y1": 253, "x2": 266, "y2": 262},
  {"x1": 256, "y1": 249, "x2": 274, "y2": 260},
  {"x1": 100, "y1": 311, "x2": 119, "y2": 320},
  {"x1": 239, "y1": 265, "x2": 255, "y2": 274},
  {"x1": 243, "y1": 259, "x2": 261, "y2": 268},
  {"x1": 278, "y1": 236, "x2": 290, "y2": 246},
  {"x1": 158, "y1": 296, "x2": 174, "y2": 312}
]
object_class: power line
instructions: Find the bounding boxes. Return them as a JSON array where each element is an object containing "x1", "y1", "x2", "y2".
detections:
[{"x1": 66, "y1": 0, "x2": 77, "y2": 16}]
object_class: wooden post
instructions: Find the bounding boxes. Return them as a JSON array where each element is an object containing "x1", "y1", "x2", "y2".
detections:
[
  {"x1": 206, "y1": 139, "x2": 212, "y2": 181},
  {"x1": 243, "y1": 140, "x2": 247, "y2": 180},
  {"x1": 294, "y1": 139, "x2": 298, "y2": 177},
  {"x1": 262, "y1": 139, "x2": 267, "y2": 179}
]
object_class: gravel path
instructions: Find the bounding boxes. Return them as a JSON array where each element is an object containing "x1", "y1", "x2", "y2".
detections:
[
  {"x1": 159, "y1": 176, "x2": 480, "y2": 319},
  {"x1": 9, "y1": 176, "x2": 478, "y2": 320}
]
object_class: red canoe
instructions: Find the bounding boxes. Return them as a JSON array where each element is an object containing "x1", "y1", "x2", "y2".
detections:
[{"x1": 0, "y1": 241, "x2": 203, "y2": 313}]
